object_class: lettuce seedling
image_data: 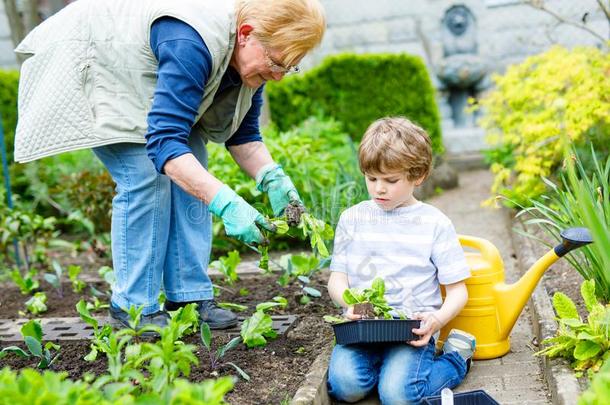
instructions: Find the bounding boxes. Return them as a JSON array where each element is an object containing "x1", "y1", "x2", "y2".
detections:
[
  {"x1": 200, "y1": 322, "x2": 250, "y2": 381},
  {"x1": 24, "y1": 292, "x2": 48, "y2": 315},
  {"x1": 240, "y1": 296, "x2": 287, "y2": 348},
  {"x1": 0, "y1": 319, "x2": 60, "y2": 369},
  {"x1": 210, "y1": 250, "x2": 241, "y2": 286},
  {"x1": 342, "y1": 277, "x2": 394, "y2": 319},
  {"x1": 10, "y1": 267, "x2": 39, "y2": 295}
]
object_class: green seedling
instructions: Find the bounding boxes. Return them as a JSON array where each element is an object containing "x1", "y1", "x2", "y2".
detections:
[
  {"x1": 24, "y1": 292, "x2": 48, "y2": 315},
  {"x1": 86, "y1": 296, "x2": 109, "y2": 312},
  {"x1": 133, "y1": 305, "x2": 200, "y2": 392},
  {"x1": 218, "y1": 302, "x2": 248, "y2": 312},
  {"x1": 0, "y1": 319, "x2": 60, "y2": 369},
  {"x1": 210, "y1": 250, "x2": 241, "y2": 285},
  {"x1": 10, "y1": 267, "x2": 39, "y2": 295},
  {"x1": 76, "y1": 299, "x2": 114, "y2": 361},
  {"x1": 343, "y1": 277, "x2": 394, "y2": 319},
  {"x1": 239, "y1": 288, "x2": 250, "y2": 296},
  {"x1": 298, "y1": 213, "x2": 334, "y2": 258},
  {"x1": 68, "y1": 265, "x2": 85, "y2": 293},
  {"x1": 44, "y1": 260, "x2": 64, "y2": 297},
  {"x1": 241, "y1": 296, "x2": 287, "y2": 348},
  {"x1": 200, "y1": 322, "x2": 250, "y2": 381}
]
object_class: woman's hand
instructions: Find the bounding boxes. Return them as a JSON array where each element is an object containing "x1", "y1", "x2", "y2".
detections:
[
  {"x1": 256, "y1": 163, "x2": 303, "y2": 216},
  {"x1": 409, "y1": 311, "x2": 443, "y2": 347}
]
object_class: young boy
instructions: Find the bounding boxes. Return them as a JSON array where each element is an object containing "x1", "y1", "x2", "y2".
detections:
[{"x1": 327, "y1": 117, "x2": 475, "y2": 404}]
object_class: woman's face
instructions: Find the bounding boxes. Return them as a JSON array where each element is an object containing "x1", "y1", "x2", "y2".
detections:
[{"x1": 231, "y1": 24, "x2": 299, "y2": 88}]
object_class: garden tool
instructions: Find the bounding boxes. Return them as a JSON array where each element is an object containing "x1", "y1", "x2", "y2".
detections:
[{"x1": 439, "y1": 227, "x2": 592, "y2": 359}]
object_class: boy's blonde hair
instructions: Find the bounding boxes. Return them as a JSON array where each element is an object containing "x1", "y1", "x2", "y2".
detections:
[
  {"x1": 358, "y1": 117, "x2": 433, "y2": 181},
  {"x1": 236, "y1": 0, "x2": 326, "y2": 67}
]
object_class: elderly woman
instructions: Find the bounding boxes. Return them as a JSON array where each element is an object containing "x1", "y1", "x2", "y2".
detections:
[{"x1": 13, "y1": 0, "x2": 326, "y2": 331}]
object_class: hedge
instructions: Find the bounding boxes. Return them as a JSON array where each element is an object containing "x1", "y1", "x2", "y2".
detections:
[
  {"x1": 266, "y1": 53, "x2": 443, "y2": 154},
  {"x1": 0, "y1": 70, "x2": 18, "y2": 177}
]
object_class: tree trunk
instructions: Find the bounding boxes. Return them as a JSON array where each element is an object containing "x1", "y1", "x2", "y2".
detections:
[{"x1": 3, "y1": 0, "x2": 24, "y2": 49}]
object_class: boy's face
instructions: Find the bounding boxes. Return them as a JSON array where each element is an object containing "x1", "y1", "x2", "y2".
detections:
[{"x1": 364, "y1": 171, "x2": 424, "y2": 211}]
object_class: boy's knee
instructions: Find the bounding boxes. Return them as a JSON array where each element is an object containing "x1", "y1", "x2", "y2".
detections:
[
  {"x1": 378, "y1": 378, "x2": 425, "y2": 404},
  {"x1": 327, "y1": 369, "x2": 376, "y2": 403}
]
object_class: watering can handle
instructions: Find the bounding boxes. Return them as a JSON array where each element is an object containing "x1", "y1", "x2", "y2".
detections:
[
  {"x1": 458, "y1": 234, "x2": 503, "y2": 265},
  {"x1": 554, "y1": 227, "x2": 593, "y2": 257}
]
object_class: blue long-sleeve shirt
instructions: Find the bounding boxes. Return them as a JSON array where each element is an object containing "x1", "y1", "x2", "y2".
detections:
[{"x1": 146, "y1": 17, "x2": 264, "y2": 174}]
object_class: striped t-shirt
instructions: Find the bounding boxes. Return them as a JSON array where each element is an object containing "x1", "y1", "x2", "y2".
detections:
[{"x1": 330, "y1": 200, "x2": 470, "y2": 316}]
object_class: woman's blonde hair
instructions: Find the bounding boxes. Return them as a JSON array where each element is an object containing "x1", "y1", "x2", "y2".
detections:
[
  {"x1": 358, "y1": 117, "x2": 433, "y2": 181},
  {"x1": 236, "y1": 0, "x2": 326, "y2": 67}
]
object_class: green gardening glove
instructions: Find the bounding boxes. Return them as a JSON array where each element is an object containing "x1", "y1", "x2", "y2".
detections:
[
  {"x1": 256, "y1": 163, "x2": 303, "y2": 217},
  {"x1": 209, "y1": 185, "x2": 276, "y2": 245}
]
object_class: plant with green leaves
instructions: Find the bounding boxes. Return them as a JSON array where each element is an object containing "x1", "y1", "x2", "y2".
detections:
[
  {"x1": 476, "y1": 46, "x2": 610, "y2": 207},
  {"x1": 0, "y1": 319, "x2": 60, "y2": 369},
  {"x1": 200, "y1": 322, "x2": 250, "y2": 381},
  {"x1": 10, "y1": 267, "x2": 39, "y2": 295},
  {"x1": 0, "y1": 207, "x2": 58, "y2": 270},
  {"x1": 76, "y1": 299, "x2": 114, "y2": 361},
  {"x1": 44, "y1": 260, "x2": 63, "y2": 297},
  {"x1": 298, "y1": 213, "x2": 334, "y2": 258},
  {"x1": 134, "y1": 305, "x2": 200, "y2": 392},
  {"x1": 24, "y1": 291, "x2": 48, "y2": 315},
  {"x1": 537, "y1": 279, "x2": 610, "y2": 376},
  {"x1": 277, "y1": 253, "x2": 331, "y2": 304},
  {"x1": 67, "y1": 264, "x2": 85, "y2": 293},
  {"x1": 217, "y1": 302, "x2": 248, "y2": 312},
  {"x1": 579, "y1": 358, "x2": 610, "y2": 405},
  {"x1": 210, "y1": 250, "x2": 241, "y2": 286},
  {"x1": 86, "y1": 296, "x2": 109, "y2": 312},
  {"x1": 241, "y1": 296, "x2": 288, "y2": 348},
  {"x1": 343, "y1": 277, "x2": 394, "y2": 319},
  {"x1": 516, "y1": 146, "x2": 610, "y2": 300}
]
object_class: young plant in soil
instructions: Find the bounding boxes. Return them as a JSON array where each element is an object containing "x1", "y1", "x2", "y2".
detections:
[
  {"x1": 277, "y1": 253, "x2": 331, "y2": 304},
  {"x1": 23, "y1": 291, "x2": 48, "y2": 315},
  {"x1": 210, "y1": 250, "x2": 241, "y2": 286},
  {"x1": 44, "y1": 260, "x2": 64, "y2": 297},
  {"x1": 344, "y1": 277, "x2": 395, "y2": 319},
  {"x1": 0, "y1": 319, "x2": 60, "y2": 369},
  {"x1": 537, "y1": 279, "x2": 610, "y2": 377},
  {"x1": 10, "y1": 267, "x2": 39, "y2": 295},
  {"x1": 200, "y1": 322, "x2": 250, "y2": 381},
  {"x1": 241, "y1": 296, "x2": 288, "y2": 348}
]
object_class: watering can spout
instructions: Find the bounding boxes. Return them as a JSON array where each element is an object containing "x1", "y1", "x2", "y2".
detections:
[{"x1": 495, "y1": 227, "x2": 593, "y2": 339}]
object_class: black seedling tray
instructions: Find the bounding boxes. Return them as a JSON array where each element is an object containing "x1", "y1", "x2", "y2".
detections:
[
  {"x1": 421, "y1": 390, "x2": 500, "y2": 405},
  {"x1": 332, "y1": 319, "x2": 421, "y2": 345}
]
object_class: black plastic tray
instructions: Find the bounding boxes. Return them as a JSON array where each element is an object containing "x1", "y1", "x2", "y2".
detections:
[
  {"x1": 332, "y1": 319, "x2": 421, "y2": 345},
  {"x1": 421, "y1": 390, "x2": 500, "y2": 405}
]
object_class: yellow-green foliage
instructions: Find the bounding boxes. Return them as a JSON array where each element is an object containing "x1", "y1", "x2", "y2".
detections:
[
  {"x1": 266, "y1": 53, "x2": 443, "y2": 154},
  {"x1": 478, "y1": 46, "x2": 610, "y2": 206}
]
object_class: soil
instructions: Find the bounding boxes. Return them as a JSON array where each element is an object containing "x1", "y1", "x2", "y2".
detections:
[
  {"x1": 0, "y1": 272, "x2": 339, "y2": 405},
  {"x1": 352, "y1": 303, "x2": 375, "y2": 318}
]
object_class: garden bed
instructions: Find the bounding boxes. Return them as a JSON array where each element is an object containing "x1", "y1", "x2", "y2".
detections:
[{"x1": 0, "y1": 272, "x2": 337, "y2": 404}]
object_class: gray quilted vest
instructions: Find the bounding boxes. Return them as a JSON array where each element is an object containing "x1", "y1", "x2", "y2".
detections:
[{"x1": 14, "y1": 0, "x2": 257, "y2": 163}]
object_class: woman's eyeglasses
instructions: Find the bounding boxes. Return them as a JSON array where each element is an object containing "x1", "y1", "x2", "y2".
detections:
[{"x1": 263, "y1": 46, "x2": 300, "y2": 74}]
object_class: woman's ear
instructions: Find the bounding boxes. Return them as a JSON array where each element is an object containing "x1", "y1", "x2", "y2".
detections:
[{"x1": 237, "y1": 24, "x2": 254, "y2": 46}]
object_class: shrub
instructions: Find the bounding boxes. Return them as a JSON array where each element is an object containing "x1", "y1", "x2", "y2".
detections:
[
  {"x1": 478, "y1": 46, "x2": 610, "y2": 206},
  {"x1": 0, "y1": 70, "x2": 18, "y2": 174},
  {"x1": 266, "y1": 53, "x2": 443, "y2": 154},
  {"x1": 517, "y1": 145, "x2": 610, "y2": 301}
]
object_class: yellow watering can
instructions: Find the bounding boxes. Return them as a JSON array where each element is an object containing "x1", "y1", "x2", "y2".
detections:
[{"x1": 439, "y1": 227, "x2": 592, "y2": 360}]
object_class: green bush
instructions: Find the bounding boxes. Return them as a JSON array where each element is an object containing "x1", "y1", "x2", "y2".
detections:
[
  {"x1": 478, "y1": 46, "x2": 610, "y2": 206},
  {"x1": 0, "y1": 70, "x2": 18, "y2": 173},
  {"x1": 266, "y1": 53, "x2": 443, "y2": 154}
]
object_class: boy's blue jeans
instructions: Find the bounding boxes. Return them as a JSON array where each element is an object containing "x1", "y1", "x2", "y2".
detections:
[
  {"x1": 327, "y1": 339, "x2": 467, "y2": 404},
  {"x1": 92, "y1": 138, "x2": 214, "y2": 315}
]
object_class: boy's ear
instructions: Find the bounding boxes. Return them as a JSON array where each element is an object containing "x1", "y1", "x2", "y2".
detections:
[{"x1": 414, "y1": 176, "x2": 426, "y2": 186}]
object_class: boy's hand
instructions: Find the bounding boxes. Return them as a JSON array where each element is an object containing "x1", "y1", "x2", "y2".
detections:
[
  {"x1": 344, "y1": 306, "x2": 363, "y2": 321},
  {"x1": 409, "y1": 312, "x2": 443, "y2": 347}
]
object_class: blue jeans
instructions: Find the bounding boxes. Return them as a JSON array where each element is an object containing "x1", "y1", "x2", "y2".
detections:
[
  {"x1": 327, "y1": 340, "x2": 467, "y2": 405},
  {"x1": 92, "y1": 138, "x2": 213, "y2": 315}
]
